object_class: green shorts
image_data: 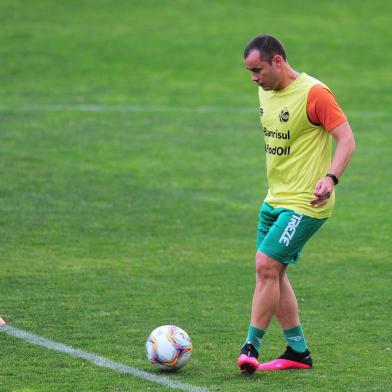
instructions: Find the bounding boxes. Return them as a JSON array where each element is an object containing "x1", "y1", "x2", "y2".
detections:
[{"x1": 256, "y1": 202, "x2": 327, "y2": 264}]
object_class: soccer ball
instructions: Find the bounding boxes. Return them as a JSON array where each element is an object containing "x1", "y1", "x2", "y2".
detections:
[{"x1": 146, "y1": 325, "x2": 192, "y2": 371}]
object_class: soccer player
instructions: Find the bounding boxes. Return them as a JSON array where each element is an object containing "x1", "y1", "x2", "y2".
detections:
[{"x1": 237, "y1": 34, "x2": 355, "y2": 374}]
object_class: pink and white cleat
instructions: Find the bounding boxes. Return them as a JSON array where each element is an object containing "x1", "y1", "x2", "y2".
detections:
[
  {"x1": 259, "y1": 346, "x2": 312, "y2": 371},
  {"x1": 237, "y1": 342, "x2": 260, "y2": 375}
]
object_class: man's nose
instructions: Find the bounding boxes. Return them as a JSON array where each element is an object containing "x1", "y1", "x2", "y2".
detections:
[{"x1": 252, "y1": 73, "x2": 259, "y2": 81}]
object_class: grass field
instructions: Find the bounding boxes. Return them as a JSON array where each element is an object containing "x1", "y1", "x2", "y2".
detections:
[{"x1": 0, "y1": 1, "x2": 391, "y2": 391}]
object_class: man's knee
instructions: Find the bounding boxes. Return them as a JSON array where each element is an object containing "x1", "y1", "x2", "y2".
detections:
[{"x1": 255, "y1": 251, "x2": 283, "y2": 282}]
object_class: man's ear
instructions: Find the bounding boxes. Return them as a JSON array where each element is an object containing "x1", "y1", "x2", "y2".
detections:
[{"x1": 272, "y1": 54, "x2": 284, "y2": 66}]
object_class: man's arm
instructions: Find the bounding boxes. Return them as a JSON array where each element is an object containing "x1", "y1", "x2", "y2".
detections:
[{"x1": 310, "y1": 121, "x2": 356, "y2": 207}]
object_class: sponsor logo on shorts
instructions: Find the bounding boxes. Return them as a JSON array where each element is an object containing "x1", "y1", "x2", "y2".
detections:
[{"x1": 279, "y1": 213, "x2": 303, "y2": 246}]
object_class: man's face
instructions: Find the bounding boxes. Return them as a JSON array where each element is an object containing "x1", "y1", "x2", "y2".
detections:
[{"x1": 244, "y1": 50, "x2": 282, "y2": 91}]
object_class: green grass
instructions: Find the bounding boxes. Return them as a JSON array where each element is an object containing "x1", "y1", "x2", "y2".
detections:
[{"x1": 0, "y1": 1, "x2": 391, "y2": 391}]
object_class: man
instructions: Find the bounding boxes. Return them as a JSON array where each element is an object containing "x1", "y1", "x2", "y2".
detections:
[{"x1": 237, "y1": 34, "x2": 355, "y2": 374}]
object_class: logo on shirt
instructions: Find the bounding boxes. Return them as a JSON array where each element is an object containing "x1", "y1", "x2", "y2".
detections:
[
  {"x1": 265, "y1": 144, "x2": 291, "y2": 156},
  {"x1": 263, "y1": 127, "x2": 291, "y2": 140},
  {"x1": 259, "y1": 107, "x2": 264, "y2": 117},
  {"x1": 279, "y1": 107, "x2": 290, "y2": 123}
]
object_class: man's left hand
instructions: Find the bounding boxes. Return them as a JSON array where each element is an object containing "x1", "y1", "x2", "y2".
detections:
[{"x1": 310, "y1": 177, "x2": 335, "y2": 207}]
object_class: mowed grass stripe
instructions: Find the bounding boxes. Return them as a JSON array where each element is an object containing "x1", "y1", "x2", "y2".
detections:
[
  {"x1": 0, "y1": 325, "x2": 209, "y2": 392},
  {"x1": 0, "y1": 103, "x2": 387, "y2": 118}
]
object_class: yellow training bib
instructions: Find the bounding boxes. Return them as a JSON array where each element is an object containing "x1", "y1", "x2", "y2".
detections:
[{"x1": 258, "y1": 73, "x2": 334, "y2": 219}]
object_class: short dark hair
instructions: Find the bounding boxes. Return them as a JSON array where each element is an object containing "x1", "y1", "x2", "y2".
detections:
[{"x1": 243, "y1": 34, "x2": 287, "y2": 62}]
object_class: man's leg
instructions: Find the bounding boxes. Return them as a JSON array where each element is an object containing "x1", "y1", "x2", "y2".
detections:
[
  {"x1": 251, "y1": 252, "x2": 285, "y2": 329},
  {"x1": 237, "y1": 251, "x2": 285, "y2": 374},
  {"x1": 275, "y1": 269, "x2": 300, "y2": 329},
  {"x1": 258, "y1": 270, "x2": 312, "y2": 371}
]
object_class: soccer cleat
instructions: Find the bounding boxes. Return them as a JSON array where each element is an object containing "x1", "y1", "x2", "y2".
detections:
[
  {"x1": 258, "y1": 346, "x2": 312, "y2": 371},
  {"x1": 237, "y1": 342, "x2": 259, "y2": 375}
]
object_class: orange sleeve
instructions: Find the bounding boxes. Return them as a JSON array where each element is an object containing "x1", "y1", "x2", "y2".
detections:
[{"x1": 307, "y1": 84, "x2": 347, "y2": 132}]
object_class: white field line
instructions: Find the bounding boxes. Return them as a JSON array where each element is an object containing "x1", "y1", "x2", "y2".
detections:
[
  {"x1": 0, "y1": 325, "x2": 210, "y2": 392},
  {"x1": 0, "y1": 103, "x2": 387, "y2": 117}
]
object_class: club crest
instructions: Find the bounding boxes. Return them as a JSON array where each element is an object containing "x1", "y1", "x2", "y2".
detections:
[{"x1": 279, "y1": 107, "x2": 289, "y2": 123}]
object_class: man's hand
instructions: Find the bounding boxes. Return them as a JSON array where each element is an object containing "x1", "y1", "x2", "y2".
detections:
[{"x1": 310, "y1": 176, "x2": 335, "y2": 207}]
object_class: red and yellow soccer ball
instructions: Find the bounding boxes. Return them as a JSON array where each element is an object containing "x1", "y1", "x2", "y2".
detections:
[{"x1": 145, "y1": 325, "x2": 192, "y2": 371}]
